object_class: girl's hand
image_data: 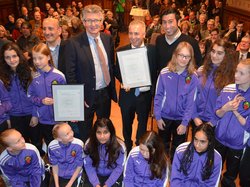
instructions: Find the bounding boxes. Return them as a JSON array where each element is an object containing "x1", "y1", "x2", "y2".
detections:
[
  {"x1": 157, "y1": 119, "x2": 166, "y2": 130},
  {"x1": 95, "y1": 185, "x2": 101, "y2": 187},
  {"x1": 193, "y1": 118, "x2": 202, "y2": 126},
  {"x1": 29, "y1": 116, "x2": 38, "y2": 127},
  {"x1": 121, "y1": 84, "x2": 130, "y2": 92},
  {"x1": 177, "y1": 124, "x2": 187, "y2": 135},
  {"x1": 42, "y1": 97, "x2": 54, "y2": 105},
  {"x1": 223, "y1": 94, "x2": 244, "y2": 112}
]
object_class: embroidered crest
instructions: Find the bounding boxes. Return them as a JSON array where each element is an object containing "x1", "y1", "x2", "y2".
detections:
[
  {"x1": 185, "y1": 76, "x2": 192, "y2": 84},
  {"x1": 25, "y1": 156, "x2": 32, "y2": 164},
  {"x1": 51, "y1": 80, "x2": 58, "y2": 85},
  {"x1": 71, "y1": 150, "x2": 76, "y2": 157},
  {"x1": 243, "y1": 101, "x2": 250, "y2": 110}
]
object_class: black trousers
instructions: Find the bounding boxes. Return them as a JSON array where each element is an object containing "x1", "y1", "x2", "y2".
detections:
[
  {"x1": 49, "y1": 176, "x2": 78, "y2": 187},
  {"x1": 240, "y1": 145, "x2": 250, "y2": 187},
  {"x1": 84, "y1": 174, "x2": 123, "y2": 187},
  {"x1": 10, "y1": 115, "x2": 31, "y2": 142},
  {"x1": 158, "y1": 118, "x2": 187, "y2": 161},
  {"x1": 215, "y1": 139, "x2": 243, "y2": 187},
  {"x1": 0, "y1": 120, "x2": 9, "y2": 132},
  {"x1": 10, "y1": 115, "x2": 40, "y2": 146},
  {"x1": 120, "y1": 90, "x2": 152, "y2": 153},
  {"x1": 78, "y1": 87, "x2": 111, "y2": 143}
]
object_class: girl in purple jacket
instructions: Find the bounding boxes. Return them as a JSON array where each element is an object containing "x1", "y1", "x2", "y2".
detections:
[
  {"x1": 193, "y1": 39, "x2": 237, "y2": 132},
  {"x1": 171, "y1": 123, "x2": 222, "y2": 187},
  {"x1": 154, "y1": 41, "x2": 199, "y2": 160},
  {"x1": 215, "y1": 59, "x2": 250, "y2": 187},
  {"x1": 84, "y1": 118, "x2": 126, "y2": 187},
  {"x1": 124, "y1": 131, "x2": 169, "y2": 187},
  {"x1": 0, "y1": 43, "x2": 38, "y2": 144},
  {"x1": 28, "y1": 43, "x2": 66, "y2": 147},
  {"x1": 48, "y1": 123, "x2": 84, "y2": 187},
  {"x1": 0, "y1": 80, "x2": 12, "y2": 132},
  {"x1": 0, "y1": 129, "x2": 44, "y2": 187}
]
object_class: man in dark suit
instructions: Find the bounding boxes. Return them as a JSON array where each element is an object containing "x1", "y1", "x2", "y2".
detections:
[
  {"x1": 115, "y1": 20, "x2": 157, "y2": 153},
  {"x1": 237, "y1": 36, "x2": 250, "y2": 61},
  {"x1": 43, "y1": 18, "x2": 66, "y2": 74},
  {"x1": 229, "y1": 21, "x2": 246, "y2": 47},
  {"x1": 65, "y1": 5, "x2": 117, "y2": 142}
]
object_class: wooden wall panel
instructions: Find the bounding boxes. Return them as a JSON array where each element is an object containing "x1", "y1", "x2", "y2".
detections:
[
  {"x1": 0, "y1": 0, "x2": 17, "y2": 25},
  {"x1": 223, "y1": 6, "x2": 250, "y2": 32}
]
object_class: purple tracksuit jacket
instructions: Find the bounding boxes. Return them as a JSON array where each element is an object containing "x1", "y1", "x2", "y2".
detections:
[
  {"x1": 0, "y1": 143, "x2": 44, "y2": 187},
  {"x1": 84, "y1": 138, "x2": 126, "y2": 187},
  {"x1": 27, "y1": 67, "x2": 66, "y2": 125},
  {"x1": 123, "y1": 146, "x2": 169, "y2": 187},
  {"x1": 48, "y1": 138, "x2": 84, "y2": 179},
  {"x1": 215, "y1": 84, "x2": 250, "y2": 150},
  {"x1": 171, "y1": 142, "x2": 222, "y2": 187},
  {"x1": 154, "y1": 67, "x2": 198, "y2": 126}
]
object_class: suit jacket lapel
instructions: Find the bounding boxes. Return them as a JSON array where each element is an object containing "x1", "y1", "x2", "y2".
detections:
[{"x1": 81, "y1": 32, "x2": 95, "y2": 72}]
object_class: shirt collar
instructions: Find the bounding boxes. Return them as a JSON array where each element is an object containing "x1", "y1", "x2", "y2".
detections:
[
  {"x1": 131, "y1": 42, "x2": 145, "y2": 48},
  {"x1": 165, "y1": 29, "x2": 181, "y2": 45}
]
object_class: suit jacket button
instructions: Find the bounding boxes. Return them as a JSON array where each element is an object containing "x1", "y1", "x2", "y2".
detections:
[{"x1": 93, "y1": 76, "x2": 95, "y2": 78}]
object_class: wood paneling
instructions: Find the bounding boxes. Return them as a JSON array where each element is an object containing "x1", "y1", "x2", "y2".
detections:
[
  {"x1": 0, "y1": 0, "x2": 17, "y2": 25},
  {"x1": 223, "y1": 6, "x2": 250, "y2": 32}
]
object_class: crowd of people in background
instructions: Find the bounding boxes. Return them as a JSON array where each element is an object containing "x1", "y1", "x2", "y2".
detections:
[{"x1": 0, "y1": 0, "x2": 250, "y2": 186}]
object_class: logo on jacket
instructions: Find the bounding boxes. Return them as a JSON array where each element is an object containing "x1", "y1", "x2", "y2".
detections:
[
  {"x1": 185, "y1": 76, "x2": 192, "y2": 84},
  {"x1": 25, "y1": 156, "x2": 32, "y2": 164},
  {"x1": 71, "y1": 150, "x2": 76, "y2": 157},
  {"x1": 51, "y1": 80, "x2": 58, "y2": 85},
  {"x1": 243, "y1": 101, "x2": 250, "y2": 110}
]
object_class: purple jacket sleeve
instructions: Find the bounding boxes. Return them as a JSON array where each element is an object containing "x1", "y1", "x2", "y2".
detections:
[
  {"x1": 29, "y1": 146, "x2": 43, "y2": 187},
  {"x1": 27, "y1": 81, "x2": 43, "y2": 107},
  {"x1": 123, "y1": 152, "x2": 136, "y2": 187},
  {"x1": 84, "y1": 153, "x2": 100, "y2": 187},
  {"x1": 154, "y1": 74, "x2": 164, "y2": 120},
  {"x1": 0, "y1": 81, "x2": 12, "y2": 116},
  {"x1": 105, "y1": 145, "x2": 126, "y2": 186},
  {"x1": 201, "y1": 151, "x2": 222, "y2": 187},
  {"x1": 170, "y1": 149, "x2": 183, "y2": 186},
  {"x1": 48, "y1": 145, "x2": 58, "y2": 166}
]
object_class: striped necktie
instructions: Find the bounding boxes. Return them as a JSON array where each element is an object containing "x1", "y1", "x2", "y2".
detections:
[{"x1": 94, "y1": 38, "x2": 111, "y2": 86}]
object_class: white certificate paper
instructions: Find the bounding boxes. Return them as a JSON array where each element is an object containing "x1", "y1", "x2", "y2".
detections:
[
  {"x1": 117, "y1": 47, "x2": 151, "y2": 88},
  {"x1": 52, "y1": 85, "x2": 84, "y2": 121}
]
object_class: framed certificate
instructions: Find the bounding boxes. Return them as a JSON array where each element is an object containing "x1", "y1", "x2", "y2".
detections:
[
  {"x1": 52, "y1": 85, "x2": 84, "y2": 121},
  {"x1": 117, "y1": 47, "x2": 151, "y2": 88}
]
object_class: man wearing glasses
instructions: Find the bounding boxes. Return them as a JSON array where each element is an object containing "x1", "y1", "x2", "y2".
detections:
[{"x1": 65, "y1": 5, "x2": 117, "y2": 142}]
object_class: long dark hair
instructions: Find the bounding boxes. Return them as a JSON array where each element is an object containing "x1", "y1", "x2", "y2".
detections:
[
  {"x1": 139, "y1": 131, "x2": 168, "y2": 179},
  {"x1": 84, "y1": 118, "x2": 123, "y2": 169},
  {"x1": 0, "y1": 42, "x2": 32, "y2": 92},
  {"x1": 202, "y1": 39, "x2": 237, "y2": 93},
  {"x1": 179, "y1": 123, "x2": 215, "y2": 181}
]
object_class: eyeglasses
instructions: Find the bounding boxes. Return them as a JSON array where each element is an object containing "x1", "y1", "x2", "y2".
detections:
[
  {"x1": 84, "y1": 19, "x2": 102, "y2": 24},
  {"x1": 177, "y1": 53, "x2": 191, "y2": 60}
]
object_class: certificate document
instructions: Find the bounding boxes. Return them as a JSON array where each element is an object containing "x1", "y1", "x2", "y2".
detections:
[
  {"x1": 117, "y1": 47, "x2": 151, "y2": 88},
  {"x1": 52, "y1": 85, "x2": 84, "y2": 121}
]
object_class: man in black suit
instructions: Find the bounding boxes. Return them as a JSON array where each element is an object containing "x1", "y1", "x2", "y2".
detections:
[
  {"x1": 65, "y1": 5, "x2": 117, "y2": 142},
  {"x1": 115, "y1": 20, "x2": 157, "y2": 152},
  {"x1": 237, "y1": 36, "x2": 250, "y2": 61},
  {"x1": 229, "y1": 21, "x2": 246, "y2": 47},
  {"x1": 43, "y1": 18, "x2": 66, "y2": 74}
]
